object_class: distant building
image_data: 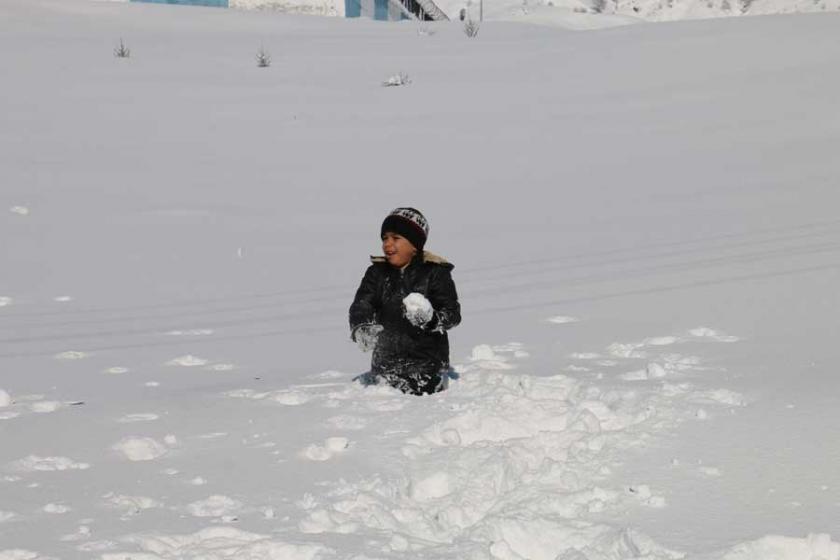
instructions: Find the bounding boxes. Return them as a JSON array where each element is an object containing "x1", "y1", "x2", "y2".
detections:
[
  {"x1": 130, "y1": 0, "x2": 449, "y2": 21},
  {"x1": 346, "y1": 0, "x2": 448, "y2": 20},
  {"x1": 131, "y1": 0, "x2": 228, "y2": 6}
]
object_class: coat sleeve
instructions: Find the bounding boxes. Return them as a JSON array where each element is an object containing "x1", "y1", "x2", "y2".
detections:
[
  {"x1": 425, "y1": 266, "x2": 461, "y2": 333},
  {"x1": 349, "y1": 265, "x2": 381, "y2": 337}
]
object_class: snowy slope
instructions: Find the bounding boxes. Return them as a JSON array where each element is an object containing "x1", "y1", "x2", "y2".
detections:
[{"x1": 2, "y1": 1, "x2": 840, "y2": 559}]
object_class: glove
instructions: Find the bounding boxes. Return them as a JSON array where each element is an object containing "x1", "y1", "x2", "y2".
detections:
[
  {"x1": 403, "y1": 293, "x2": 434, "y2": 328},
  {"x1": 352, "y1": 323, "x2": 383, "y2": 353}
]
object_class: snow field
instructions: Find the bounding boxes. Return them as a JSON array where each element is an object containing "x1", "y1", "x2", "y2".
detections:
[
  {"x1": 0, "y1": 328, "x2": 837, "y2": 558},
  {"x1": 2, "y1": 0, "x2": 840, "y2": 557}
]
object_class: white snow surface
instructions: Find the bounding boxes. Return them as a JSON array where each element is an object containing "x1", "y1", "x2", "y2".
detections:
[{"x1": 1, "y1": 1, "x2": 839, "y2": 559}]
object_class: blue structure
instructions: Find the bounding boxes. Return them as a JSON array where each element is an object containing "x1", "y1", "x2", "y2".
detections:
[
  {"x1": 131, "y1": 0, "x2": 228, "y2": 7},
  {"x1": 345, "y1": 0, "x2": 405, "y2": 20}
]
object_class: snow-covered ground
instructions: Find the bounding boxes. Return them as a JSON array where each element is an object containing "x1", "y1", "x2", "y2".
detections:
[
  {"x1": 227, "y1": 0, "x2": 840, "y2": 28},
  {"x1": 2, "y1": 1, "x2": 840, "y2": 559}
]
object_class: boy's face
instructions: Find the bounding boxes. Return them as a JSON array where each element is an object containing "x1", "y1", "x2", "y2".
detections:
[{"x1": 382, "y1": 231, "x2": 417, "y2": 269}]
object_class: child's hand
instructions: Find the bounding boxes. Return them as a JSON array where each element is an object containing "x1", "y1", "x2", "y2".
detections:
[
  {"x1": 403, "y1": 293, "x2": 434, "y2": 328},
  {"x1": 353, "y1": 323, "x2": 383, "y2": 353}
]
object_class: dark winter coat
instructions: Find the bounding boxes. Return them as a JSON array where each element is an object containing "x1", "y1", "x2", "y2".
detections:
[{"x1": 349, "y1": 252, "x2": 461, "y2": 389}]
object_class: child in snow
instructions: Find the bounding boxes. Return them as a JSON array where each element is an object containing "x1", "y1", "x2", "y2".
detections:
[{"x1": 349, "y1": 208, "x2": 461, "y2": 395}]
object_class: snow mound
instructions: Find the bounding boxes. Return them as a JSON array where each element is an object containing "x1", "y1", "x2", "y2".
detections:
[
  {"x1": 112, "y1": 437, "x2": 168, "y2": 461},
  {"x1": 297, "y1": 367, "x2": 734, "y2": 556}
]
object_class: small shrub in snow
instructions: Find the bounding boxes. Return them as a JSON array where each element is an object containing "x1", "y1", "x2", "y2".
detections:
[
  {"x1": 382, "y1": 72, "x2": 411, "y2": 87},
  {"x1": 255, "y1": 46, "x2": 271, "y2": 68},
  {"x1": 114, "y1": 38, "x2": 130, "y2": 59},
  {"x1": 463, "y1": 19, "x2": 480, "y2": 38}
]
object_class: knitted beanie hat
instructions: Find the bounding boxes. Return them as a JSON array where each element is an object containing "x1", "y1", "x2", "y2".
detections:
[{"x1": 380, "y1": 207, "x2": 429, "y2": 251}]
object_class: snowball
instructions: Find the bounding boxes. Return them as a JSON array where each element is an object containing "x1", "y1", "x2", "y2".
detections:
[{"x1": 403, "y1": 293, "x2": 433, "y2": 327}]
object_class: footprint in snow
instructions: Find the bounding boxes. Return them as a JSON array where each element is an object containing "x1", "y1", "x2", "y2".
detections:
[
  {"x1": 271, "y1": 391, "x2": 312, "y2": 406},
  {"x1": 186, "y1": 495, "x2": 243, "y2": 518},
  {"x1": 43, "y1": 503, "x2": 72, "y2": 514},
  {"x1": 30, "y1": 401, "x2": 62, "y2": 413},
  {"x1": 691, "y1": 388, "x2": 747, "y2": 407},
  {"x1": 54, "y1": 351, "x2": 88, "y2": 360},
  {"x1": 198, "y1": 432, "x2": 228, "y2": 439},
  {"x1": 112, "y1": 437, "x2": 168, "y2": 461},
  {"x1": 103, "y1": 493, "x2": 162, "y2": 516},
  {"x1": 644, "y1": 336, "x2": 680, "y2": 346},
  {"x1": 309, "y1": 370, "x2": 346, "y2": 380},
  {"x1": 547, "y1": 315, "x2": 579, "y2": 324},
  {"x1": 569, "y1": 352, "x2": 602, "y2": 360},
  {"x1": 365, "y1": 399, "x2": 406, "y2": 412},
  {"x1": 59, "y1": 525, "x2": 91, "y2": 542},
  {"x1": 166, "y1": 355, "x2": 208, "y2": 367},
  {"x1": 117, "y1": 413, "x2": 159, "y2": 423},
  {"x1": 12, "y1": 455, "x2": 91, "y2": 472},
  {"x1": 619, "y1": 363, "x2": 668, "y2": 381},
  {"x1": 326, "y1": 415, "x2": 368, "y2": 430},
  {"x1": 300, "y1": 437, "x2": 350, "y2": 461},
  {"x1": 689, "y1": 327, "x2": 740, "y2": 342},
  {"x1": 164, "y1": 329, "x2": 214, "y2": 337}
]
